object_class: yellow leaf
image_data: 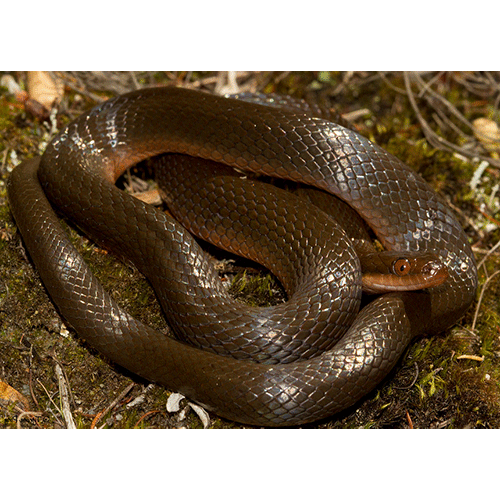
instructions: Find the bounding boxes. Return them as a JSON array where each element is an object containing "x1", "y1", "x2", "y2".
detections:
[
  {"x1": 0, "y1": 379, "x2": 30, "y2": 410},
  {"x1": 27, "y1": 71, "x2": 64, "y2": 109},
  {"x1": 472, "y1": 118, "x2": 500, "y2": 153}
]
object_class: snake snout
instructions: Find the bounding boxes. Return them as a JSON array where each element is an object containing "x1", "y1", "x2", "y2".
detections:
[{"x1": 422, "y1": 257, "x2": 449, "y2": 282}]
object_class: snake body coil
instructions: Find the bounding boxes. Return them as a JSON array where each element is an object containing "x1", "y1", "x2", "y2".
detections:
[{"x1": 7, "y1": 87, "x2": 477, "y2": 426}]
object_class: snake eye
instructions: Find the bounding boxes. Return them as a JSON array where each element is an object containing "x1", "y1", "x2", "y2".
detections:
[{"x1": 392, "y1": 258, "x2": 411, "y2": 276}]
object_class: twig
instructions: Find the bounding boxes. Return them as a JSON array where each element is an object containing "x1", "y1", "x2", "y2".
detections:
[
  {"x1": 413, "y1": 72, "x2": 474, "y2": 130},
  {"x1": 394, "y1": 362, "x2": 420, "y2": 390},
  {"x1": 54, "y1": 363, "x2": 76, "y2": 429},
  {"x1": 457, "y1": 354, "x2": 484, "y2": 362},
  {"x1": 214, "y1": 71, "x2": 240, "y2": 95},
  {"x1": 476, "y1": 238, "x2": 500, "y2": 271},
  {"x1": 403, "y1": 72, "x2": 500, "y2": 168},
  {"x1": 376, "y1": 72, "x2": 407, "y2": 95},
  {"x1": 17, "y1": 411, "x2": 44, "y2": 429},
  {"x1": 129, "y1": 71, "x2": 141, "y2": 91},
  {"x1": 406, "y1": 410, "x2": 414, "y2": 429},
  {"x1": 91, "y1": 382, "x2": 135, "y2": 429},
  {"x1": 37, "y1": 380, "x2": 64, "y2": 427},
  {"x1": 134, "y1": 410, "x2": 162, "y2": 428},
  {"x1": 472, "y1": 269, "x2": 500, "y2": 331}
]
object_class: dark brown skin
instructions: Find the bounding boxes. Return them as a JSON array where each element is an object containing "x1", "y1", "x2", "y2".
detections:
[
  {"x1": 6, "y1": 87, "x2": 478, "y2": 426},
  {"x1": 359, "y1": 251, "x2": 449, "y2": 294}
]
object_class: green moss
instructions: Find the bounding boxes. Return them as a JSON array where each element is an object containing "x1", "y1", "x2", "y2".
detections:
[{"x1": 228, "y1": 271, "x2": 284, "y2": 308}]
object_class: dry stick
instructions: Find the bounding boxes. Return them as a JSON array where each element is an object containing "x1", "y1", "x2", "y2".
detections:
[
  {"x1": 471, "y1": 269, "x2": 500, "y2": 332},
  {"x1": 413, "y1": 72, "x2": 474, "y2": 130},
  {"x1": 471, "y1": 240, "x2": 500, "y2": 334},
  {"x1": 416, "y1": 71, "x2": 446, "y2": 98},
  {"x1": 476, "y1": 238, "x2": 500, "y2": 271},
  {"x1": 54, "y1": 363, "x2": 76, "y2": 429},
  {"x1": 51, "y1": 72, "x2": 106, "y2": 103},
  {"x1": 91, "y1": 382, "x2": 136, "y2": 429},
  {"x1": 451, "y1": 72, "x2": 500, "y2": 110},
  {"x1": 129, "y1": 71, "x2": 141, "y2": 91},
  {"x1": 403, "y1": 73, "x2": 500, "y2": 168},
  {"x1": 17, "y1": 411, "x2": 44, "y2": 429}
]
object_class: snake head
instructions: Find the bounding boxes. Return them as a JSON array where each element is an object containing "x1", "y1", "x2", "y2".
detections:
[{"x1": 360, "y1": 251, "x2": 449, "y2": 294}]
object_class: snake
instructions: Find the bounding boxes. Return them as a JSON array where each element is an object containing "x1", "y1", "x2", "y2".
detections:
[{"x1": 7, "y1": 86, "x2": 478, "y2": 426}]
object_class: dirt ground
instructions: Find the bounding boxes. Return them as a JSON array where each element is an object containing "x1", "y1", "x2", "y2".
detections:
[{"x1": 0, "y1": 71, "x2": 499, "y2": 429}]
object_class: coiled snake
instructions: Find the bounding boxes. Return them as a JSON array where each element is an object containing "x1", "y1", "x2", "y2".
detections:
[{"x1": 7, "y1": 87, "x2": 477, "y2": 426}]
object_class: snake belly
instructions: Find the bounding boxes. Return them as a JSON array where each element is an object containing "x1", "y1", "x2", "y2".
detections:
[{"x1": 6, "y1": 87, "x2": 478, "y2": 426}]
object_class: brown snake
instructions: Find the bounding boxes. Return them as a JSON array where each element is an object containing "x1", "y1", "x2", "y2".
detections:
[{"x1": 7, "y1": 87, "x2": 478, "y2": 426}]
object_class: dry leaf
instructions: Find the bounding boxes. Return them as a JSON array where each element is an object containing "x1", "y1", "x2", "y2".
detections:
[
  {"x1": 166, "y1": 393, "x2": 210, "y2": 427},
  {"x1": 0, "y1": 379, "x2": 30, "y2": 410},
  {"x1": 166, "y1": 392, "x2": 185, "y2": 412},
  {"x1": 472, "y1": 117, "x2": 500, "y2": 153},
  {"x1": 27, "y1": 71, "x2": 64, "y2": 109},
  {"x1": 132, "y1": 188, "x2": 162, "y2": 205}
]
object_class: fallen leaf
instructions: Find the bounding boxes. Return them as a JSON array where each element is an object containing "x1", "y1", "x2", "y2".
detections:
[
  {"x1": 472, "y1": 117, "x2": 500, "y2": 153},
  {"x1": 27, "y1": 71, "x2": 64, "y2": 109},
  {"x1": 166, "y1": 393, "x2": 210, "y2": 428},
  {"x1": 166, "y1": 392, "x2": 185, "y2": 412},
  {"x1": 0, "y1": 379, "x2": 30, "y2": 410}
]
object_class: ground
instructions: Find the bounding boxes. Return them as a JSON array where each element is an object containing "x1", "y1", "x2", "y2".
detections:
[{"x1": 0, "y1": 71, "x2": 499, "y2": 429}]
